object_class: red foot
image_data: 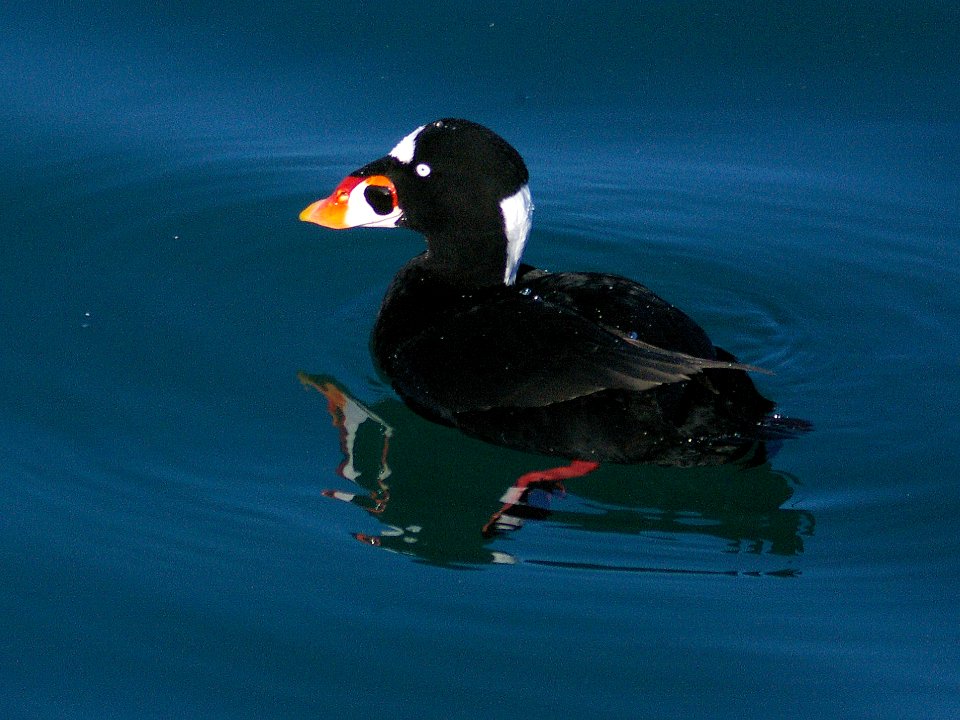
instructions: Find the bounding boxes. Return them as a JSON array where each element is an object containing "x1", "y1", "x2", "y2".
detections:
[
  {"x1": 482, "y1": 460, "x2": 600, "y2": 537},
  {"x1": 353, "y1": 533, "x2": 382, "y2": 547}
]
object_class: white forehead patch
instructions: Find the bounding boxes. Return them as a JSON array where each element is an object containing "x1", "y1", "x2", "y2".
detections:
[
  {"x1": 388, "y1": 124, "x2": 426, "y2": 164},
  {"x1": 500, "y1": 184, "x2": 534, "y2": 285}
]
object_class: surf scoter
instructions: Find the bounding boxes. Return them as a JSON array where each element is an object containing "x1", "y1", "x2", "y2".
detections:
[{"x1": 300, "y1": 118, "x2": 805, "y2": 465}]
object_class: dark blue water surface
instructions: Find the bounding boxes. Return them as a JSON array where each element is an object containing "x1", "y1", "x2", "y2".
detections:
[{"x1": 3, "y1": 2, "x2": 959, "y2": 718}]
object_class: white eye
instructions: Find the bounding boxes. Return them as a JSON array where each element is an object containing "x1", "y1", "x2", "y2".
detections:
[{"x1": 415, "y1": 163, "x2": 431, "y2": 177}]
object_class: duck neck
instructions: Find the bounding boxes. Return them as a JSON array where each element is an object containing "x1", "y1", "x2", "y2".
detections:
[{"x1": 422, "y1": 230, "x2": 509, "y2": 288}]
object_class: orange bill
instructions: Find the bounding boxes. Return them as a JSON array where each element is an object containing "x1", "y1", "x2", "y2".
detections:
[{"x1": 299, "y1": 175, "x2": 398, "y2": 229}]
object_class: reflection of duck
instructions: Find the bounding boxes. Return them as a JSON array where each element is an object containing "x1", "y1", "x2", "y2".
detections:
[
  {"x1": 301, "y1": 119, "x2": 808, "y2": 466},
  {"x1": 300, "y1": 374, "x2": 813, "y2": 569}
]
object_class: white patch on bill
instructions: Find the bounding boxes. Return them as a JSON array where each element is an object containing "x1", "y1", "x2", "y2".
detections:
[
  {"x1": 388, "y1": 124, "x2": 426, "y2": 164},
  {"x1": 344, "y1": 180, "x2": 403, "y2": 228},
  {"x1": 500, "y1": 184, "x2": 534, "y2": 285}
]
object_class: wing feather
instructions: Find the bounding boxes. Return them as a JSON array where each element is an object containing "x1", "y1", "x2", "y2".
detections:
[{"x1": 387, "y1": 291, "x2": 765, "y2": 416}]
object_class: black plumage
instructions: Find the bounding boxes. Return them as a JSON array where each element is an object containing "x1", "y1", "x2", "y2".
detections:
[{"x1": 301, "y1": 118, "x2": 808, "y2": 465}]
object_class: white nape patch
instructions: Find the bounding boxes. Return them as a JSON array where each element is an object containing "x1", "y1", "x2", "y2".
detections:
[
  {"x1": 500, "y1": 184, "x2": 534, "y2": 285},
  {"x1": 389, "y1": 124, "x2": 426, "y2": 164}
]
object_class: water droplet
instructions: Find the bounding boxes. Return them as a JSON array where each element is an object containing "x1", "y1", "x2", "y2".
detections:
[{"x1": 628, "y1": 331, "x2": 639, "y2": 340}]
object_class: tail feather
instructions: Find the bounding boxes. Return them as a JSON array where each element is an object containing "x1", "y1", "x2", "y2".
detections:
[{"x1": 759, "y1": 414, "x2": 814, "y2": 440}]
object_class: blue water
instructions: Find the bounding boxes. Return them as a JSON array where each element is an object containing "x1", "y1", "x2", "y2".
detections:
[{"x1": 3, "y1": 2, "x2": 960, "y2": 718}]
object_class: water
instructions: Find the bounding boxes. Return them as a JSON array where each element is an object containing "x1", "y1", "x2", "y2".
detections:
[{"x1": 3, "y1": 2, "x2": 959, "y2": 718}]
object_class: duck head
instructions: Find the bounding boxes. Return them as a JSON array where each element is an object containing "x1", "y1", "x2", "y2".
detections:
[{"x1": 300, "y1": 118, "x2": 533, "y2": 286}]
